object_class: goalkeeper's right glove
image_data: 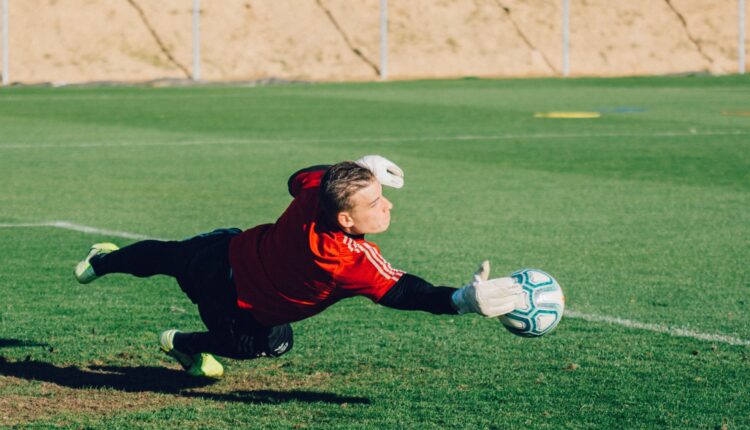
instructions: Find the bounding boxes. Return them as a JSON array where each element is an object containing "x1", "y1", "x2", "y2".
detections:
[
  {"x1": 451, "y1": 261, "x2": 524, "y2": 317},
  {"x1": 356, "y1": 155, "x2": 404, "y2": 189}
]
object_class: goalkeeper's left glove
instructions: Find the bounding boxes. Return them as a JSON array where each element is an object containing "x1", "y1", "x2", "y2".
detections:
[
  {"x1": 356, "y1": 155, "x2": 404, "y2": 189},
  {"x1": 451, "y1": 261, "x2": 524, "y2": 317}
]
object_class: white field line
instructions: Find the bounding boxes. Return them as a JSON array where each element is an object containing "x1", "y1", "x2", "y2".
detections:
[
  {"x1": 0, "y1": 220, "x2": 163, "y2": 241},
  {"x1": 565, "y1": 310, "x2": 750, "y2": 347},
  {"x1": 0, "y1": 129, "x2": 749, "y2": 150},
  {"x1": 1, "y1": 220, "x2": 748, "y2": 347}
]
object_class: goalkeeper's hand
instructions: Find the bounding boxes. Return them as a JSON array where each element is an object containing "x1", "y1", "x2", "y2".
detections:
[
  {"x1": 356, "y1": 155, "x2": 404, "y2": 189},
  {"x1": 451, "y1": 261, "x2": 524, "y2": 317}
]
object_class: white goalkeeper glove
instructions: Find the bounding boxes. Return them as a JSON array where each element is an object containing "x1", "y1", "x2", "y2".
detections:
[
  {"x1": 356, "y1": 155, "x2": 404, "y2": 189},
  {"x1": 451, "y1": 261, "x2": 524, "y2": 317}
]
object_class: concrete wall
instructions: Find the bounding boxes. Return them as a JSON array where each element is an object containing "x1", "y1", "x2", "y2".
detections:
[{"x1": 2, "y1": 0, "x2": 748, "y2": 84}]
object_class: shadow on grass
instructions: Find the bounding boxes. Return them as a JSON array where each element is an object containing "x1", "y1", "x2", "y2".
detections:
[
  {"x1": 0, "y1": 338, "x2": 50, "y2": 349},
  {"x1": 0, "y1": 355, "x2": 216, "y2": 393},
  {"x1": 183, "y1": 389, "x2": 371, "y2": 405},
  {"x1": 0, "y1": 354, "x2": 371, "y2": 405}
]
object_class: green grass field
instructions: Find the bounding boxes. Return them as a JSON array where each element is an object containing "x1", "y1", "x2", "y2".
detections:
[{"x1": 0, "y1": 76, "x2": 748, "y2": 429}]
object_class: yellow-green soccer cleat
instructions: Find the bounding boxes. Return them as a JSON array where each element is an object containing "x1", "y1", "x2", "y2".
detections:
[
  {"x1": 187, "y1": 353, "x2": 224, "y2": 378},
  {"x1": 160, "y1": 329, "x2": 224, "y2": 378},
  {"x1": 74, "y1": 242, "x2": 119, "y2": 284}
]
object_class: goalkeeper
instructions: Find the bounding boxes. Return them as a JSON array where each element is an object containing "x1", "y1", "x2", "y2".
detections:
[{"x1": 74, "y1": 156, "x2": 523, "y2": 377}]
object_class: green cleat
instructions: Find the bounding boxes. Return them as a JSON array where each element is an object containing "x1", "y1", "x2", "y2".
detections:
[
  {"x1": 187, "y1": 353, "x2": 224, "y2": 378},
  {"x1": 160, "y1": 329, "x2": 224, "y2": 378},
  {"x1": 74, "y1": 242, "x2": 119, "y2": 284}
]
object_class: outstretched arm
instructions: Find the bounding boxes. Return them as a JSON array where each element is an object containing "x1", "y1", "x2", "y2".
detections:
[
  {"x1": 378, "y1": 274, "x2": 459, "y2": 315},
  {"x1": 286, "y1": 154, "x2": 403, "y2": 198},
  {"x1": 378, "y1": 262, "x2": 524, "y2": 317}
]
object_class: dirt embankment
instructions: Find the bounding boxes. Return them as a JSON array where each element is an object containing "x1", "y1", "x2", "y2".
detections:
[{"x1": 4, "y1": 0, "x2": 749, "y2": 84}]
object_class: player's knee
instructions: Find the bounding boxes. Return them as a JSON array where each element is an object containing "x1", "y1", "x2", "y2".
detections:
[
  {"x1": 231, "y1": 323, "x2": 293, "y2": 359},
  {"x1": 266, "y1": 324, "x2": 293, "y2": 357}
]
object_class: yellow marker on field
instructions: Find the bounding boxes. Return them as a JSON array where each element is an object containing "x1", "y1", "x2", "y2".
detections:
[{"x1": 534, "y1": 111, "x2": 601, "y2": 119}]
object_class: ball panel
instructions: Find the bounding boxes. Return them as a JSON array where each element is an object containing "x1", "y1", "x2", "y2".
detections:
[
  {"x1": 536, "y1": 288, "x2": 565, "y2": 310},
  {"x1": 535, "y1": 310, "x2": 561, "y2": 333},
  {"x1": 514, "y1": 289, "x2": 533, "y2": 314},
  {"x1": 499, "y1": 313, "x2": 528, "y2": 330},
  {"x1": 526, "y1": 271, "x2": 553, "y2": 287}
]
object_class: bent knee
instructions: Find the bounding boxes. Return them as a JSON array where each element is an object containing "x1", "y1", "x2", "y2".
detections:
[
  {"x1": 267, "y1": 324, "x2": 293, "y2": 357},
  {"x1": 232, "y1": 323, "x2": 293, "y2": 359}
]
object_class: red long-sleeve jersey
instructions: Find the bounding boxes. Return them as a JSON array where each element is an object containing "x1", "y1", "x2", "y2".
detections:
[{"x1": 228, "y1": 166, "x2": 404, "y2": 326}]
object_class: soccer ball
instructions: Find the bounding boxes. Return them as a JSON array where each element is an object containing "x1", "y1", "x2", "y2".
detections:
[{"x1": 499, "y1": 268, "x2": 565, "y2": 337}]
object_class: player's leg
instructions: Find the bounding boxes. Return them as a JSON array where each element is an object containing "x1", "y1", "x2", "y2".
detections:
[
  {"x1": 74, "y1": 239, "x2": 191, "y2": 284},
  {"x1": 74, "y1": 228, "x2": 241, "y2": 285},
  {"x1": 197, "y1": 300, "x2": 294, "y2": 360},
  {"x1": 170, "y1": 320, "x2": 294, "y2": 360},
  {"x1": 89, "y1": 240, "x2": 187, "y2": 279},
  {"x1": 160, "y1": 302, "x2": 293, "y2": 377},
  {"x1": 150, "y1": 227, "x2": 291, "y2": 376},
  {"x1": 159, "y1": 328, "x2": 225, "y2": 378}
]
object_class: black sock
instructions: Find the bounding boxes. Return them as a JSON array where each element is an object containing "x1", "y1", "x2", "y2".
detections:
[
  {"x1": 173, "y1": 331, "x2": 270, "y2": 360},
  {"x1": 173, "y1": 331, "x2": 234, "y2": 357},
  {"x1": 90, "y1": 240, "x2": 186, "y2": 278}
]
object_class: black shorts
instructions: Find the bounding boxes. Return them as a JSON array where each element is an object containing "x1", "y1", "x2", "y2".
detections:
[
  {"x1": 178, "y1": 229, "x2": 293, "y2": 357},
  {"x1": 175, "y1": 228, "x2": 241, "y2": 307}
]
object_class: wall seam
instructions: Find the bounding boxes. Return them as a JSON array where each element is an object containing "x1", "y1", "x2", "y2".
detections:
[
  {"x1": 315, "y1": 0, "x2": 381, "y2": 77},
  {"x1": 664, "y1": 0, "x2": 714, "y2": 66},
  {"x1": 126, "y1": 0, "x2": 192, "y2": 79},
  {"x1": 494, "y1": 1, "x2": 558, "y2": 74}
]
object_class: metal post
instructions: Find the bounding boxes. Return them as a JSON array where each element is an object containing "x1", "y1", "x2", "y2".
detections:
[
  {"x1": 562, "y1": 0, "x2": 569, "y2": 77},
  {"x1": 741, "y1": 0, "x2": 746, "y2": 74},
  {"x1": 192, "y1": 0, "x2": 201, "y2": 81},
  {"x1": 2, "y1": 0, "x2": 8, "y2": 85},
  {"x1": 380, "y1": 0, "x2": 388, "y2": 81}
]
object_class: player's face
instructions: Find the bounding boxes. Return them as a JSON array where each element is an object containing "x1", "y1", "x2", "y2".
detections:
[{"x1": 343, "y1": 180, "x2": 393, "y2": 235}]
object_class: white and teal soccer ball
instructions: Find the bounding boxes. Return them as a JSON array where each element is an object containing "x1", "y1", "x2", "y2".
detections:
[{"x1": 499, "y1": 268, "x2": 565, "y2": 337}]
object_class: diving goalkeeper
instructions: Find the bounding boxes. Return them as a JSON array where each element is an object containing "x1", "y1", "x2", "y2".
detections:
[{"x1": 74, "y1": 156, "x2": 523, "y2": 377}]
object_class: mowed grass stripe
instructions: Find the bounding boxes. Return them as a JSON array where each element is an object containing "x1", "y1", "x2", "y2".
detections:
[{"x1": 1, "y1": 129, "x2": 749, "y2": 150}]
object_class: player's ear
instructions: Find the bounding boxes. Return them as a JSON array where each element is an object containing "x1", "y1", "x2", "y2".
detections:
[{"x1": 337, "y1": 211, "x2": 354, "y2": 229}]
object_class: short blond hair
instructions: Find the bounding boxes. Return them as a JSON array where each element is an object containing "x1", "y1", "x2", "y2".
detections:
[{"x1": 319, "y1": 161, "x2": 375, "y2": 223}]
